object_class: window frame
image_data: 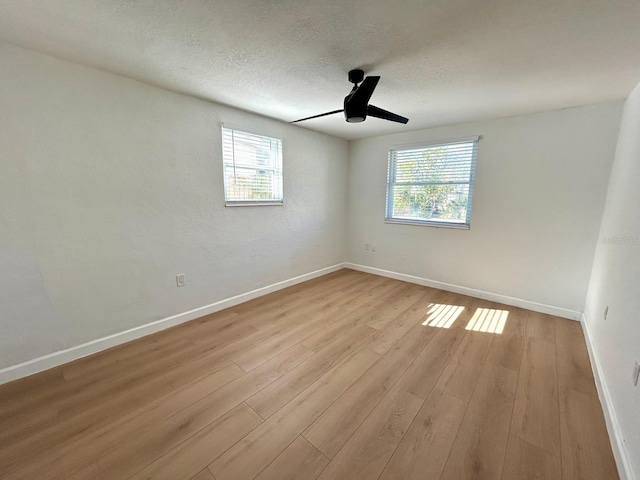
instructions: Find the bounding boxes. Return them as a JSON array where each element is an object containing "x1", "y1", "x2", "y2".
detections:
[
  {"x1": 384, "y1": 136, "x2": 479, "y2": 229},
  {"x1": 221, "y1": 124, "x2": 284, "y2": 207}
]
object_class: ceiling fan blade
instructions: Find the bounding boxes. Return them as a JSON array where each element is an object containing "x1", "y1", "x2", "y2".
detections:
[
  {"x1": 367, "y1": 104, "x2": 409, "y2": 124},
  {"x1": 290, "y1": 109, "x2": 343, "y2": 123},
  {"x1": 349, "y1": 76, "x2": 380, "y2": 106}
]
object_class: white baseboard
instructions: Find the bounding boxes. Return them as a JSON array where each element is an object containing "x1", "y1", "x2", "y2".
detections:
[
  {"x1": 0, "y1": 263, "x2": 346, "y2": 386},
  {"x1": 344, "y1": 263, "x2": 582, "y2": 320},
  {"x1": 581, "y1": 314, "x2": 634, "y2": 480}
]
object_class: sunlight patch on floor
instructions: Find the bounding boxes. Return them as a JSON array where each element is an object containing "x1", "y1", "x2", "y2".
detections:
[
  {"x1": 465, "y1": 308, "x2": 508, "y2": 334},
  {"x1": 422, "y1": 303, "x2": 465, "y2": 328}
]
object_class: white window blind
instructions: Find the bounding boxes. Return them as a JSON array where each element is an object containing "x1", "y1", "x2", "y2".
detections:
[
  {"x1": 386, "y1": 138, "x2": 478, "y2": 228},
  {"x1": 222, "y1": 126, "x2": 283, "y2": 206}
]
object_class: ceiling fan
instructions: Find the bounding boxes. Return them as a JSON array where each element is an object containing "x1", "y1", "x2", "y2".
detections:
[{"x1": 290, "y1": 69, "x2": 409, "y2": 125}]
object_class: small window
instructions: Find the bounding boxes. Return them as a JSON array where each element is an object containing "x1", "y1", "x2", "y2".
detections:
[
  {"x1": 385, "y1": 137, "x2": 478, "y2": 228},
  {"x1": 222, "y1": 126, "x2": 283, "y2": 206}
]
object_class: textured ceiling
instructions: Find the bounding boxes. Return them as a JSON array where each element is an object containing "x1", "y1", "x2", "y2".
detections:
[{"x1": 1, "y1": 0, "x2": 639, "y2": 140}]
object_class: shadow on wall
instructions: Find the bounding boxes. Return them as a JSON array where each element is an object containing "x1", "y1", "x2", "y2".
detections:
[{"x1": 0, "y1": 246, "x2": 70, "y2": 368}]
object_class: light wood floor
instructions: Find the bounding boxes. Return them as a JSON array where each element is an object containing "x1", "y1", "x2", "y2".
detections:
[{"x1": 0, "y1": 269, "x2": 618, "y2": 480}]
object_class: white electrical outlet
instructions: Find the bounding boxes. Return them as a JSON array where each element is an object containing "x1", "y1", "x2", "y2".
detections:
[
  {"x1": 371, "y1": 243, "x2": 377, "y2": 252},
  {"x1": 604, "y1": 305, "x2": 609, "y2": 320},
  {"x1": 176, "y1": 274, "x2": 186, "y2": 287},
  {"x1": 633, "y1": 361, "x2": 640, "y2": 387},
  {"x1": 365, "y1": 242, "x2": 370, "y2": 251}
]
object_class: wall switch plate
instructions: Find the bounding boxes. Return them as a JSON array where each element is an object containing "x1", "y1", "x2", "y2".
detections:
[
  {"x1": 176, "y1": 274, "x2": 186, "y2": 287},
  {"x1": 604, "y1": 305, "x2": 609, "y2": 320},
  {"x1": 365, "y1": 242, "x2": 370, "y2": 251},
  {"x1": 633, "y1": 361, "x2": 640, "y2": 387},
  {"x1": 371, "y1": 243, "x2": 376, "y2": 252}
]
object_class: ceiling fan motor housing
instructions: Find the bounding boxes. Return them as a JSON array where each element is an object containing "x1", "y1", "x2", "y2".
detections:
[
  {"x1": 345, "y1": 69, "x2": 367, "y2": 122},
  {"x1": 348, "y1": 69, "x2": 364, "y2": 84},
  {"x1": 344, "y1": 96, "x2": 367, "y2": 122}
]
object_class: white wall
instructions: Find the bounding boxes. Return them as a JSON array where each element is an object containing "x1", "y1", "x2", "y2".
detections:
[
  {"x1": 583, "y1": 82, "x2": 640, "y2": 480},
  {"x1": 0, "y1": 42, "x2": 348, "y2": 370},
  {"x1": 347, "y1": 102, "x2": 623, "y2": 315}
]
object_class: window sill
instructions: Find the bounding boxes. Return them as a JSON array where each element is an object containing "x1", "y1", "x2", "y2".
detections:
[
  {"x1": 384, "y1": 219, "x2": 470, "y2": 230},
  {"x1": 225, "y1": 201, "x2": 284, "y2": 207}
]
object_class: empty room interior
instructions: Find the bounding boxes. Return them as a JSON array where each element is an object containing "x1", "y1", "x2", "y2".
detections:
[{"x1": 1, "y1": 1, "x2": 640, "y2": 479}]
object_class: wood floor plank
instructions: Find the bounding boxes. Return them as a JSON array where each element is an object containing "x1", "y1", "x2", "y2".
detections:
[
  {"x1": 233, "y1": 280, "x2": 362, "y2": 333},
  {"x1": 66, "y1": 335, "x2": 196, "y2": 386},
  {"x1": 269, "y1": 269, "x2": 357, "y2": 297},
  {"x1": 363, "y1": 291, "x2": 435, "y2": 354},
  {"x1": 379, "y1": 388, "x2": 466, "y2": 480},
  {"x1": 246, "y1": 324, "x2": 376, "y2": 419},
  {"x1": 501, "y1": 435, "x2": 562, "y2": 480},
  {"x1": 172, "y1": 308, "x2": 241, "y2": 334},
  {"x1": 127, "y1": 403, "x2": 263, "y2": 480},
  {"x1": 66, "y1": 462, "x2": 104, "y2": 480},
  {"x1": 303, "y1": 323, "x2": 436, "y2": 458},
  {"x1": 305, "y1": 278, "x2": 391, "y2": 317},
  {"x1": 231, "y1": 318, "x2": 325, "y2": 371},
  {"x1": 264, "y1": 279, "x2": 404, "y2": 359},
  {"x1": 395, "y1": 325, "x2": 466, "y2": 399},
  {"x1": 9, "y1": 459, "x2": 104, "y2": 480},
  {"x1": 303, "y1": 271, "x2": 389, "y2": 306},
  {"x1": 191, "y1": 469, "x2": 215, "y2": 480},
  {"x1": 440, "y1": 363, "x2": 518, "y2": 480},
  {"x1": 254, "y1": 436, "x2": 329, "y2": 480},
  {"x1": 97, "y1": 345, "x2": 313, "y2": 479},
  {"x1": 482, "y1": 306, "x2": 527, "y2": 373},
  {"x1": 183, "y1": 320, "x2": 259, "y2": 351},
  {"x1": 241, "y1": 280, "x2": 373, "y2": 334},
  {"x1": 1, "y1": 346, "x2": 207, "y2": 455},
  {"x1": 163, "y1": 355, "x2": 246, "y2": 389},
  {"x1": 293, "y1": 277, "x2": 397, "y2": 333},
  {"x1": 0, "y1": 404, "x2": 58, "y2": 451},
  {"x1": 1, "y1": 374, "x2": 175, "y2": 475},
  {"x1": 555, "y1": 318, "x2": 598, "y2": 397},
  {"x1": 61, "y1": 326, "x2": 193, "y2": 382},
  {"x1": 365, "y1": 284, "x2": 429, "y2": 330},
  {"x1": 559, "y1": 387, "x2": 619, "y2": 480},
  {"x1": 511, "y1": 337, "x2": 561, "y2": 454},
  {"x1": 5, "y1": 348, "x2": 307, "y2": 480},
  {"x1": 209, "y1": 347, "x2": 380, "y2": 480},
  {"x1": 525, "y1": 311, "x2": 557, "y2": 344},
  {"x1": 0, "y1": 366, "x2": 63, "y2": 403},
  {"x1": 232, "y1": 293, "x2": 309, "y2": 324},
  {"x1": 298, "y1": 270, "x2": 375, "y2": 303},
  {"x1": 315, "y1": 386, "x2": 423, "y2": 480},
  {"x1": 5, "y1": 364, "x2": 244, "y2": 478},
  {"x1": 435, "y1": 328, "x2": 494, "y2": 402},
  {"x1": 301, "y1": 281, "x2": 411, "y2": 353},
  {"x1": 300, "y1": 310, "x2": 375, "y2": 353},
  {"x1": 161, "y1": 315, "x2": 319, "y2": 386},
  {"x1": 337, "y1": 276, "x2": 406, "y2": 313},
  {"x1": 228, "y1": 270, "x2": 354, "y2": 316},
  {"x1": 0, "y1": 335, "x2": 194, "y2": 424}
]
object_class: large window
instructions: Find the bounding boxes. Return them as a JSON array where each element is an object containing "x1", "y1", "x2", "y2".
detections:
[
  {"x1": 222, "y1": 125, "x2": 283, "y2": 206},
  {"x1": 385, "y1": 137, "x2": 478, "y2": 228}
]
